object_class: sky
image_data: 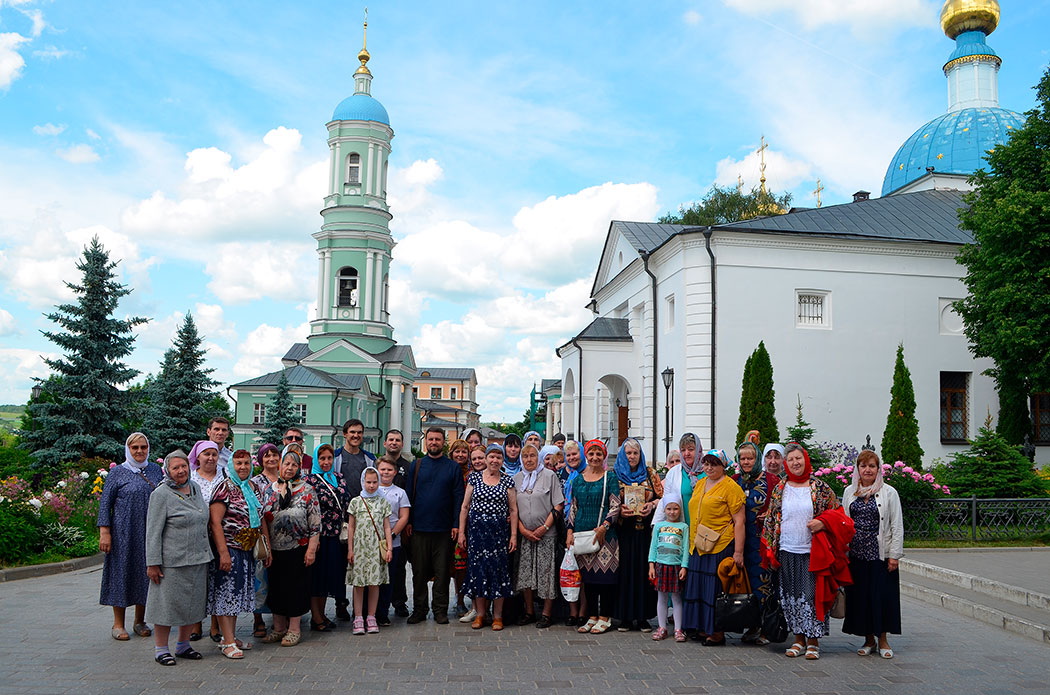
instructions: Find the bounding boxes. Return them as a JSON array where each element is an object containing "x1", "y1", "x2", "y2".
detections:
[{"x1": 1, "y1": 0, "x2": 1048, "y2": 421}]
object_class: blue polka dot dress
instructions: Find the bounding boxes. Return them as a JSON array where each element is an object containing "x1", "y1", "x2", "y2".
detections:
[{"x1": 463, "y1": 471, "x2": 514, "y2": 600}]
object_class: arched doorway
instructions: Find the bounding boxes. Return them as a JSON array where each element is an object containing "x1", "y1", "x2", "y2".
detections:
[{"x1": 597, "y1": 374, "x2": 631, "y2": 448}]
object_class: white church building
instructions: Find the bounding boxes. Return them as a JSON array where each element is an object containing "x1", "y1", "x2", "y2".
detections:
[{"x1": 557, "y1": 1, "x2": 1047, "y2": 465}]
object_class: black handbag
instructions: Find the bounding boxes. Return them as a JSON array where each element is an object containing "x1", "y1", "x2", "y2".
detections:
[
  {"x1": 761, "y1": 570, "x2": 789, "y2": 643},
  {"x1": 714, "y1": 563, "x2": 761, "y2": 634}
]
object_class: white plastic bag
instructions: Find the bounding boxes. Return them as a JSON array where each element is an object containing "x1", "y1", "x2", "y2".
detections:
[{"x1": 560, "y1": 551, "x2": 581, "y2": 603}]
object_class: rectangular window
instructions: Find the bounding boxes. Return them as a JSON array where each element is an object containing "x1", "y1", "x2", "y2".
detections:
[
  {"x1": 1032, "y1": 393, "x2": 1050, "y2": 444},
  {"x1": 412, "y1": 387, "x2": 418, "y2": 398},
  {"x1": 665, "y1": 294, "x2": 675, "y2": 332},
  {"x1": 430, "y1": 387, "x2": 443, "y2": 400},
  {"x1": 294, "y1": 403, "x2": 307, "y2": 425},
  {"x1": 940, "y1": 372, "x2": 969, "y2": 443},
  {"x1": 253, "y1": 403, "x2": 266, "y2": 425},
  {"x1": 796, "y1": 290, "x2": 830, "y2": 328},
  {"x1": 450, "y1": 387, "x2": 458, "y2": 399}
]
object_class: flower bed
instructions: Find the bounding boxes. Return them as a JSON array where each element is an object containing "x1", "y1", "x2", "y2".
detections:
[{"x1": 811, "y1": 459, "x2": 950, "y2": 502}]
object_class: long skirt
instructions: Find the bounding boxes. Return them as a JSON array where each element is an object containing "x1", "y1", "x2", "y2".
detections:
[
  {"x1": 207, "y1": 548, "x2": 255, "y2": 616},
  {"x1": 254, "y1": 562, "x2": 270, "y2": 615},
  {"x1": 464, "y1": 512, "x2": 512, "y2": 599},
  {"x1": 615, "y1": 520, "x2": 657, "y2": 624},
  {"x1": 682, "y1": 542, "x2": 734, "y2": 634},
  {"x1": 842, "y1": 556, "x2": 902, "y2": 636},
  {"x1": 310, "y1": 536, "x2": 348, "y2": 601},
  {"x1": 145, "y1": 563, "x2": 208, "y2": 627},
  {"x1": 515, "y1": 532, "x2": 559, "y2": 600},
  {"x1": 779, "y1": 550, "x2": 829, "y2": 638},
  {"x1": 267, "y1": 547, "x2": 312, "y2": 617}
]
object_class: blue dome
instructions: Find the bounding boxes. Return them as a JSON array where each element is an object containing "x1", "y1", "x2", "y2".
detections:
[
  {"x1": 881, "y1": 107, "x2": 1024, "y2": 196},
  {"x1": 331, "y1": 94, "x2": 390, "y2": 125}
]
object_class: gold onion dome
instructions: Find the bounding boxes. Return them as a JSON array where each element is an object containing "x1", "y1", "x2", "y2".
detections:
[
  {"x1": 355, "y1": 47, "x2": 371, "y2": 76},
  {"x1": 940, "y1": 0, "x2": 999, "y2": 39}
]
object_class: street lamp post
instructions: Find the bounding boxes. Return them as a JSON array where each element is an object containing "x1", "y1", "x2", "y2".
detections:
[{"x1": 661, "y1": 367, "x2": 674, "y2": 459}]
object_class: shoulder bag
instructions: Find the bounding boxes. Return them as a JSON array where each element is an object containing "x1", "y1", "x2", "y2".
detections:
[
  {"x1": 361, "y1": 497, "x2": 389, "y2": 558},
  {"x1": 761, "y1": 570, "x2": 789, "y2": 642},
  {"x1": 572, "y1": 472, "x2": 607, "y2": 556},
  {"x1": 692, "y1": 481, "x2": 721, "y2": 554}
]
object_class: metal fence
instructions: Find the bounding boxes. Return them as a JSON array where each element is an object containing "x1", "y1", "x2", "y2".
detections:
[{"x1": 902, "y1": 497, "x2": 1050, "y2": 540}]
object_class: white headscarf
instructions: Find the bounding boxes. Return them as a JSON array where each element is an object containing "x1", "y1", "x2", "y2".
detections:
[
  {"x1": 851, "y1": 454, "x2": 885, "y2": 499},
  {"x1": 121, "y1": 433, "x2": 150, "y2": 472},
  {"x1": 518, "y1": 443, "x2": 546, "y2": 492}
]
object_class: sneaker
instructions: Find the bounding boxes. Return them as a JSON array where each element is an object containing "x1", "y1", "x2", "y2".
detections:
[
  {"x1": 352, "y1": 617, "x2": 365, "y2": 635},
  {"x1": 366, "y1": 616, "x2": 379, "y2": 634},
  {"x1": 459, "y1": 608, "x2": 478, "y2": 623}
]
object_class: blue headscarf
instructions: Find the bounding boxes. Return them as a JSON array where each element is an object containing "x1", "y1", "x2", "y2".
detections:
[
  {"x1": 562, "y1": 440, "x2": 584, "y2": 507},
  {"x1": 227, "y1": 450, "x2": 262, "y2": 528},
  {"x1": 614, "y1": 437, "x2": 649, "y2": 485},
  {"x1": 314, "y1": 445, "x2": 339, "y2": 490},
  {"x1": 523, "y1": 430, "x2": 542, "y2": 447},
  {"x1": 502, "y1": 433, "x2": 522, "y2": 476}
]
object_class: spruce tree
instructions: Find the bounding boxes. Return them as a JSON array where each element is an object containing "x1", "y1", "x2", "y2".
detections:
[
  {"x1": 255, "y1": 370, "x2": 295, "y2": 445},
  {"x1": 945, "y1": 426, "x2": 1047, "y2": 498},
  {"x1": 144, "y1": 313, "x2": 220, "y2": 455},
  {"x1": 881, "y1": 344, "x2": 924, "y2": 468},
  {"x1": 786, "y1": 395, "x2": 828, "y2": 466},
  {"x1": 749, "y1": 341, "x2": 780, "y2": 445},
  {"x1": 22, "y1": 237, "x2": 148, "y2": 469},
  {"x1": 735, "y1": 351, "x2": 755, "y2": 446}
]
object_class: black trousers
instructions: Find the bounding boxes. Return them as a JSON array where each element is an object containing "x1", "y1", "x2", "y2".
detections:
[
  {"x1": 583, "y1": 583, "x2": 618, "y2": 618},
  {"x1": 391, "y1": 542, "x2": 409, "y2": 608},
  {"x1": 409, "y1": 531, "x2": 452, "y2": 618}
]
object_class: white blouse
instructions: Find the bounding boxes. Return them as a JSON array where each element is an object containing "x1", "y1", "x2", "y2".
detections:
[{"x1": 779, "y1": 484, "x2": 814, "y2": 553}]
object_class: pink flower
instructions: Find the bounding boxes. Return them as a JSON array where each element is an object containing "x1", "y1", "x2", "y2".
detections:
[
  {"x1": 903, "y1": 466, "x2": 914, "y2": 474},
  {"x1": 845, "y1": 466, "x2": 854, "y2": 474},
  {"x1": 108, "y1": 462, "x2": 117, "y2": 469},
  {"x1": 933, "y1": 483, "x2": 942, "y2": 491},
  {"x1": 894, "y1": 461, "x2": 905, "y2": 468},
  {"x1": 833, "y1": 464, "x2": 844, "y2": 472}
]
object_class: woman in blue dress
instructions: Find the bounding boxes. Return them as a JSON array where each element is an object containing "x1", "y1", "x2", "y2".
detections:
[
  {"x1": 731, "y1": 437, "x2": 778, "y2": 644},
  {"x1": 98, "y1": 432, "x2": 164, "y2": 641}
]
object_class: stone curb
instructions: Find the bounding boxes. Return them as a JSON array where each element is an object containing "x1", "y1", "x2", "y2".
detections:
[
  {"x1": 901, "y1": 580, "x2": 1050, "y2": 645},
  {"x1": 900, "y1": 558, "x2": 1050, "y2": 613},
  {"x1": 905, "y1": 546, "x2": 1050, "y2": 553},
  {"x1": 0, "y1": 552, "x2": 104, "y2": 583}
]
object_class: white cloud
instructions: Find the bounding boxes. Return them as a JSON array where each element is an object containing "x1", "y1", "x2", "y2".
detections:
[
  {"x1": 56, "y1": 143, "x2": 100, "y2": 163},
  {"x1": 19, "y1": 7, "x2": 44, "y2": 37},
  {"x1": 0, "y1": 308, "x2": 17, "y2": 336},
  {"x1": 0, "y1": 347, "x2": 58, "y2": 404},
  {"x1": 0, "y1": 32, "x2": 30, "y2": 89},
  {"x1": 232, "y1": 321, "x2": 309, "y2": 379},
  {"x1": 193, "y1": 303, "x2": 236, "y2": 341},
  {"x1": 204, "y1": 241, "x2": 314, "y2": 304},
  {"x1": 724, "y1": 0, "x2": 929, "y2": 31},
  {"x1": 683, "y1": 10, "x2": 703, "y2": 25},
  {"x1": 32, "y1": 46, "x2": 71, "y2": 60},
  {"x1": 32, "y1": 122, "x2": 65, "y2": 136},
  {"x1": 713, "y1": 146, "x2": 814, "y2": 194},
  {"x1": 85, "y1": 128, "x2": 101, "y2": 140}
]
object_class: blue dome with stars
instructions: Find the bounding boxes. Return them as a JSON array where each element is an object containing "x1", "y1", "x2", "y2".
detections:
[
  {"x1": 881, "y1": 106, "x2": 1024, "y2": 196},
  {"x1": 331, "y1": 94, "x2": 390, "y2": 125}
]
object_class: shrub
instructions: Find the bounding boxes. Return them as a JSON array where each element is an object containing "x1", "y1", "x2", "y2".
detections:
[
  {"x1": 942, "y1": 426, "x2": 1048, "y2": 498},
  {"x1": 0, "y1": 501, "x2": 44, "y2": 564},
  {"x1": 42, "y1": 522, "x2": 85, "y2": 549},
  {"x1": 0, "y1": 445, "x2": 35, "y2": 480}
]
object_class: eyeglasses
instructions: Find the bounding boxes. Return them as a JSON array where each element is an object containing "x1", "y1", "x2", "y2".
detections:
[{"x1": 284, "y1": 435, "x2": 303, "y2": 442}]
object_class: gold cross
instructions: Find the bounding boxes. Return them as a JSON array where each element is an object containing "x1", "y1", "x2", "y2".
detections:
[
  {"x1": 812, "y1": 178, "x2": 823, "y2": 208},
  {"x1": 756, "y1": 136, "x2": 768, "y2": 195}
]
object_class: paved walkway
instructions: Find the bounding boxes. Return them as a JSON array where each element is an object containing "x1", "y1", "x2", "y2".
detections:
[
  {"x1": 1, "y1": 563, "x2": 1048, "y2": 695},
  {"x1": 906, "y1": 548, "x2": 1050, "y2": 596}
]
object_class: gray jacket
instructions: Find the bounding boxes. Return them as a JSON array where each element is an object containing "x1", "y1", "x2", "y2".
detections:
[{"x1": 145, "y1": 482, "x2": 213, "y2": 568}]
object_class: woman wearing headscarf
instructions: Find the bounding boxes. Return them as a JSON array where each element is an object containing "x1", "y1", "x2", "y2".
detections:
[
  {"x1": 458, "y1": 443, "x2": 519, "y2": 630},
  {"x1": 263, "y1": 450, "x2": 320, "y2": 647},
  {"x1": 304, "y1": 443, "x2": 349, "y2": 632},
  {"x1": 189, "y1": 440, "x2": 228, "y2": 503},
  {"x1": 614, "y1": 437, "x2": 663, "y2": 632},
  {"x1": 682, "y1": 449, "x2": 745, "y2": 645},
  {"x1": 558, "y1": 439, "x2": 586, "y2": 626},
  {"x1": 761, "y1": 443, "x2": 842, "y2": 660},
  {"x1": 462, "y1": 428, "x2": 484, "y2": 451},
  {"x1": 653, "y1": 432, "x2": 704, "y2": 526},
  {"x1": 513, "y1": 444, "x2": 565, "y2": 628},
  {"x1": 566, "y1": 439, "x2": 621, "y2": 635},
  {"x1": 145, "y1": 450, "x2": 212, "y2": 665},
  {"x1": 98, "y1": 432, "x2": 164, "y2": 641},
  {"x1": 842, "y1": 450, "x2": 903, "y2": 659},
  {"x1": 523, "y1": 430, "x2": 543, "y2": 450},
  {"x1": 249, "y1": 443, "x2": 280, "y2": 638},
  {"x1": 502, "y1": 433, "x2": 523, "y2": 477},
  {"x1": 208, "y1": 449, "x2": 271, "y2": 659},
  {"x1": 447, "y1": 438, "x2": 472, "y2": 618},
  {"x1": 763, "y1": 443, "x2": 786, "y2": 478},
  {"x1": 731, "y1": 438, "x2": 779, "y2": 644}
]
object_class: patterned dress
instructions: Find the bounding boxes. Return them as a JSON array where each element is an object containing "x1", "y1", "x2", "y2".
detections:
[
  {"x1": 732, "y1": 471, "x2": 778, "y2": 605},
  {"x1": 207, "y1": 478, "x2": 265, "y2": 616},
  {"x1": 249, "y1": 473, "x2": 279, "y2": 613},
  {"x1": 464, "y1": 471, "x2": 515, "y2": 599},
  {"x1": 97, "y1": 464, "x2": 164, "y2": 608},
  {"x1": 266, "y1": 481, "x2": 321, "y2": 617},
  {"x1": 347, "y1": 495, "x2": 392, "y2": 587},
  {"x1": 567, "y1": 471, "x2": 621, "y2": 584},
  {"x1": 304, "y1": 472, "x2": 349, "y2": 600}
]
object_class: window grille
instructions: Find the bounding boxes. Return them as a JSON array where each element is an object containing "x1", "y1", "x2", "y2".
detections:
[
  {"x1": 294, "y1": 403, "x2": 307, "y2": 425},
  {"x1": 430, "y1": 387, "x2": 443, "y2": 399},
  {"x1": 1032, "y1": 393, "x2": 1050, "y2": 444},
  {"x1": 253, "y1": 403, "x2": 266, "y2": 425},
  {"x1": 347, "y1": 153, "x2": 361, "y2": 184},
  {"x1": 940, "y1": 372, "x2": 969, "y2": 443},
  {"x1": 797, "y1": 294, "x2": 825, "y2": 326}
]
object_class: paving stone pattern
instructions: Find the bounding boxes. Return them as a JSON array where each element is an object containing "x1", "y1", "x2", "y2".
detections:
[{"x1": 1, "y1": 564, "x2": 1048, "y2": 695}]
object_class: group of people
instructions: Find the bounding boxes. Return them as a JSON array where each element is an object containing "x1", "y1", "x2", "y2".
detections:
[{"x1": 97, "y1": 419, "x2": 904, "y2": 666}]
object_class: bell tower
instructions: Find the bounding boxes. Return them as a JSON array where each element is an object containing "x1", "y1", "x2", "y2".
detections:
[{"x1": 310, "y1": 15, "x2": 395, "y2": 354}]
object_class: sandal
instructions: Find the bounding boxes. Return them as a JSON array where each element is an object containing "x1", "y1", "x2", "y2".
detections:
[
  {"x1": 536, "y1": 615, "x2": 552, "y2": 629},
  {"x1": 590, "y1": 618, "x2": 612, "y2": 634},
  {"x1": 857, "y1": 643, "x2": 877, "y2": 656},
  {"x1": 262, "y1": 629, "x2": 287, "y2": 643},
  {"x1": 754, "y1": 636, "x2": 770, "y2": 646},
  {"x1": 651, "y1": 627, "x2": 668, "y2": 641},
  {"x1": 175, "y1": 647, "x2": 203, "y2": 660},
  {"x1": 133, "y1": 623, "x2": 152, "y2": 638},
  {"x1": 155, "y1": 652, "x2": 176, "y2": 666},
  {"x1": 491, "y1": 618, "x2": 504, "y2": 631},
  {"x1": 578, "y1": 618, "x2": 598, "y2": 634},
  {"x1": 785, "y1": 642, "x2": 805, "y2": 657},
  {"x1": 111, "y1": 628, "x2": 130, "y2": 641},
  {"x1": 674, "y1": 630, "x2": 687, "y2": 643},
  {"x1": 220, "y1": 642, "x2": 244, "y2": 660},
  {"x1": 209, "y1": 631, "x2": 222, "y2": 643},
  {"x1": 234, "y1": 639, "x2": 252, "y2": 651},
  {"x1": 280, "y1": 631, "x2": 302, "y2": 647},
  {"x1": 879, "y1": 647, "x2": 894, "y2": 659},
  {"x1": 310, "y1": 620, "x2": 332, "y2": 632},
  {"x1": 805, "y1": 645, "x2": 820, "y2": 660},
  {"x1": 352, "y1": 617, "x2": 366, "y2": 636},
  {"x1": 253, "y1": 623, "x2": 268, "y2": 639},
  {"x1": 188, "y1": 632, "x2": 202, "y2": 642}
]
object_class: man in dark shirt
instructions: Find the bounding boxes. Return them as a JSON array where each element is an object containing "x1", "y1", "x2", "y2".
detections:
[
  {"x1": 332, "y1": 418, "x2": 375, "y2": 620},
  {"x1": 283, "y1": 427, "x2": 313, "y2": 472},
  {"x1": 404, "y1": 427, "x2": 464, "y2": 624},
  {"x1": 383, "y1": 428, "x2": 414, "y2": 617}
]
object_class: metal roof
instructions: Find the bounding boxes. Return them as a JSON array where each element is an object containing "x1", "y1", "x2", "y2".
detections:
[
  {"x1": 416, "y1": 367, "x2": 476, "y2": 380},
  {"x1": 415, "y1": 399, "x2": 468, "y2": 413},
  {"x1": 541, "y1": 379, "x2": 562, "y2": 392},
  {"x1": 282, "y1": 343, "x2": 311, "y2": 362},
  {"x1": 374, "y1": 344, "x2": 415, "y2": 365},
  {"x1": 421, "y1": 416, "x2": 461, "y2": 428},
  {"x1": 614, "y1": 220, "x2": 686, "y2": 255},
  {"x1": 715, "y1": 189, "x2": 972, "y2": 244},
  {"x1": 331, "y1": 93, "x2": 390, "y2": 125},
  {"x1": 231, "y1": 365, "x2": 365, "y2": 391},
  {"x1": 574, "y1": 317, "x2": 632, "y2": 342}
]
